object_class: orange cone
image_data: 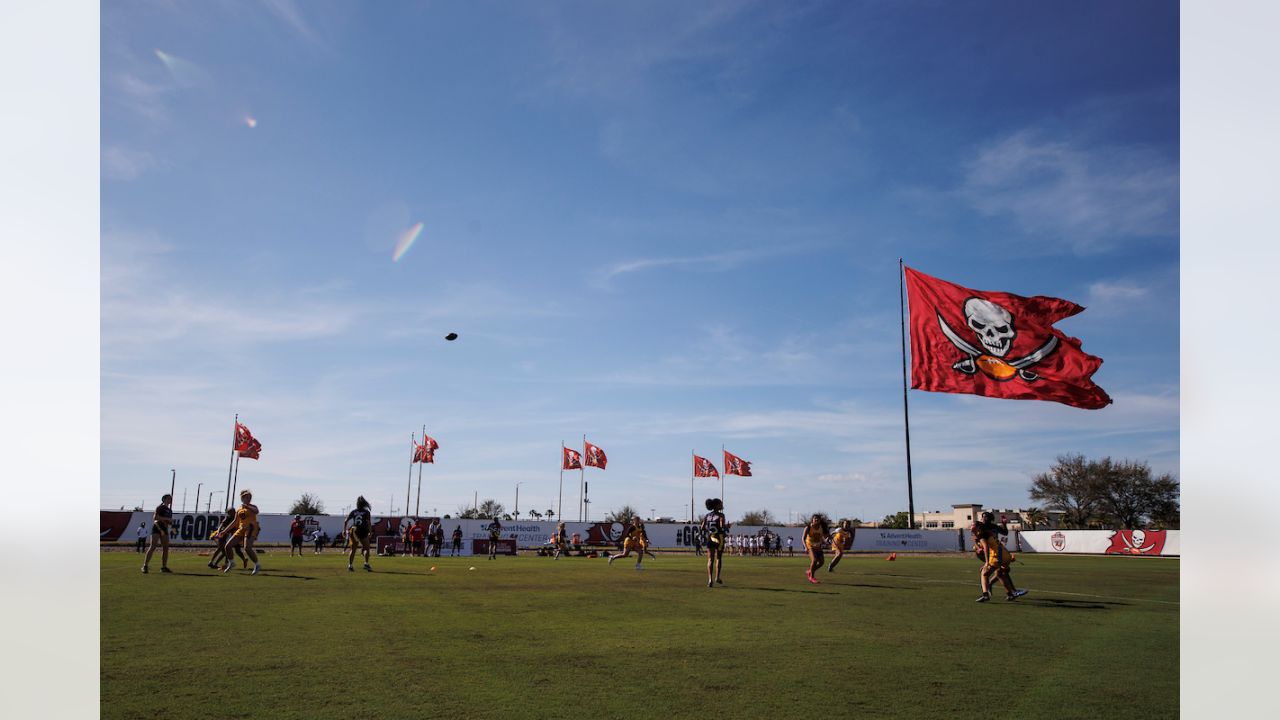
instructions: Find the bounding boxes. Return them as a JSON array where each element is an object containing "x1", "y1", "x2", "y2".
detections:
[{"x1": 886, "y1": 552, "x2": 897, "y2": 561}]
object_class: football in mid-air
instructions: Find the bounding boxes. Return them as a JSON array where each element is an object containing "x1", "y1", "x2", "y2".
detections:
[{"x1": 445, "y1": 332, "x2": 458, "y2": 341}]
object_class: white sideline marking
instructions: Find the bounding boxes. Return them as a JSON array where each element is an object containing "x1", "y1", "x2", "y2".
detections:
[{"x1": 860, "y1": 571, "x2": 1180, "y2": 606}]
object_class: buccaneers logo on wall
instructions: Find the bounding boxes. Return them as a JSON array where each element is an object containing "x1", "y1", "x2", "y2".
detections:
[{"x1": 1104, "y1": 529, "x2": 1166, "y2": 555}]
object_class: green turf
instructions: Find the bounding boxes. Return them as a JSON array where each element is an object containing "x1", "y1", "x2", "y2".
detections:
[{"x1": 101, "y1": 550, "x2": 1177, "y2": 719}]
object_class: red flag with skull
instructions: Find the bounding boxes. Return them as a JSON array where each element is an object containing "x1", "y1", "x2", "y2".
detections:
[
  {"x1": 693, "y1": 455, "x2": 719, "y2": 478},
  {"x1": 235, "y1": 422, "x2": 262, "y2": 460},
  {"x1": 414, "y1": 435, "x2": 439, "y2": 464},
  {"x1": 563, "y1": 447, "x2": 582, "y2": 470},
  {"x1": 584, "y1": 441, "x2": 607, "y2": 469},
  {"x1": 904, "y1": 266, "x2": 1111, "y2": 410},
  {"x1": 723, "y1": 450, "x2": 752, "y2": 477}
]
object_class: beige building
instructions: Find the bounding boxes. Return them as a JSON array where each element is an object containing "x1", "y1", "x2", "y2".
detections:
[{"x1": 913, "y1": 504, "x2": 1064, "y2": 531}]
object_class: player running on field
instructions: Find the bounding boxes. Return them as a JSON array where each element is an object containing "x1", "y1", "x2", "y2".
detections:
[
  {"x1": 972, "y1": 521, "x2": 1027, "y2": 602},
  {"x1": 207, "y1": 508, "x2": 245, "y2": 570},
  {"x1": 828, "y1": 519, "x2": 853, "y2": 572},
  {"x1": 700, "y1": 498, "x2": 730, "y2": 587},
  {"x1": 607, "y1": 517, "x2": 650, "y2": 570},
  {"x1": 552, "y1": 522, "x2": 569, "y2": 560},
  {"x1": 803, "y1": 514, "x2": 829, "y2": 584},
  {"x1": 221, "y1": 489, "x2": 261, "y2": 575},
  {"x1": 344, "y1": 496, "x2": 374, "y2": 572}
]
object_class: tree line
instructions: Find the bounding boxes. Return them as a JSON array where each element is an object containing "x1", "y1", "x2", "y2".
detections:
[{"x1": 1030, "y1": 454, "x2": 1179, "y2": 529}]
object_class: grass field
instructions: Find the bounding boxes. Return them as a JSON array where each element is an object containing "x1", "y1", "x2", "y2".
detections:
[{"x1": 101, "y1": 550, "x2": 1177, "y2": 719}]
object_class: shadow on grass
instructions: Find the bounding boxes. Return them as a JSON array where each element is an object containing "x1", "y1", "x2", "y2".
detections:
[
  {"x1": 731, "y1": 586, "x2": 838, "y2": 595},
  {"x1": 841, "y1": 582, "x2": 919, "y2": 590},
  {"x1": 1020, "y1": 598, "x2": 1125, "y2": 610}
]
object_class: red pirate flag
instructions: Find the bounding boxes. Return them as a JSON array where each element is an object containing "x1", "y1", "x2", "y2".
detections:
[
  {"x1": 563, "y1": 447, "x2": 582, "y2": 470},
  {"x1": 693, "y1": 455, "x2": 719, "y2": 478},
  {"x1": 584, "y1": 441, "x2": 607, "y2": 469},
  {"x1": 234, "y1": 422, "x2": 262, "y2": 460},
  {"x1": 413, "y1": 435, "x2": 439, "y2": 464},
  {"x1": 723, "y1": 451, "x2": 752, "y2": 477},
  {"x1": 905, "y1": 266, "x2": 1112, "y2": 410}
]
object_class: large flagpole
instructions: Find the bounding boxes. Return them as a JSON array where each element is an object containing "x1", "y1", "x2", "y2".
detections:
[
  {"x1": 899, "y1": 258, "x2": 917, "y2": 529},
  {"x1": 579, "y1": 434, "x2": 586, "y2": 522},
  {"x1": 690, "y1": 450, "x2": 695, "y2": 523},
  {"x1": 224, "y1": 413, "x2": 237, "y2": 511},
  {"x1": 415, "y1": 425, "x2": 425, "y2": 518},
  {"x1": 720, "y1": 443, "x2": 725, "y2": 502},
  {"x1": 405, "y1": 433, "x2": 415, "y2": 523},
  {"x1": 230, "y1": 454, "x2": 241, "y2": 504},
  {"x1": 558, "y1": 442, "x2": 564, "y2": 523}
]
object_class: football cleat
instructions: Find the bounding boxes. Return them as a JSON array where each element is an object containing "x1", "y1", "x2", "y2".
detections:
[
  {"x1": 141, "y1": 566, "x2": 148, "y2": 574},
  {"x1": 976, "y1": 593, "x2": 991, "y2": 603},
  {"x1": 160, "y1": 567, "x2": 172, "y2": 574},
  {"x1": 1007, "y1": 589, "x2": 1028, "y2": 601}
]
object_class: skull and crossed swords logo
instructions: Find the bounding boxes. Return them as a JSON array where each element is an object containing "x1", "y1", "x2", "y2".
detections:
[{"x1": 936, "y1": 298, "x2": 1059, "y2": 382}]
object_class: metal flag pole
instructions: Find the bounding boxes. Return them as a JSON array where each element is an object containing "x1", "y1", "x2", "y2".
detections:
[
  {"x1": 230, "y1": 454, "x2": 241, "y2": 505},
  {"x1": 899, "y1": 258, "x2": 917, "y2": 529},
  {"x1": 405, "y1": 433, "x2": 415, "y2": 523},
  {"x1": 415, "y1": 426, "x2": 426, "y2": 518},
  {"x1": 224, "y1": 414, "x2": 237, "y2": 511},
  {"x1": 558, "y1": 441, "x2": 564, "y2": 523},
  {"x1": 721, "y1": 443, "x2": 725, "y2": 502},
  {"x1": 690, "y1": 450, "x2": 695, "y2": 523},
  {"x1": 579, "y1": 434, "x2": 586, "y2": 522}
]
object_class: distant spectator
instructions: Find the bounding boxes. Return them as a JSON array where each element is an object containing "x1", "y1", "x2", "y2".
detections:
[
  {"x1": 135, "y1": 522, "x2": 147, "y2": 553},
  {"x1": 428, "y1": 519, "x2": 443, "y2": 557},
  {"x1": 289, "y1": 515, "x2": 306, "y2": 557},
  {"x1": 142, "y1": 494, "x2": 174, "y2": 574},
  {"x1": 410, "y1": 522, "x2": 425, "y2": 557},
  {"x1": 451, "y1": 525, "x2": 463, "y2": 556}
]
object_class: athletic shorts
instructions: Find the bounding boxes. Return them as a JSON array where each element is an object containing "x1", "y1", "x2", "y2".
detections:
[
  {"x1": 291, "y1": 536, "x2": 303, "y2": 547},
  {"x1": 151, "y1": 524, "x2": 167, "y2": 536},
  {"x1": 809, "y1": 547, "x2": 825, "y2": 566},
  {"x1": 986, "y1": 545, "x2": 1013, "y2": 569}
]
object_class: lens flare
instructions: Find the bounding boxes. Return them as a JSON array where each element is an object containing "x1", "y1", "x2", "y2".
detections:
[
  {"x1": 392, "y1": 222, "x2": 424, "y2": 262},
  {"x1": 244, "y1": 116, "x2": 258, "y2": 128}
]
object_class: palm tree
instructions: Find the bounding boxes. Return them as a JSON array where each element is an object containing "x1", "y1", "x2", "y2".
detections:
[
  {"x1": 1022, "y1": 507, "x2": 1047, "y2": 530},
  {"x1": 529, "y1": 510, "x2": 542, "y2": 520},
  {"x1": 546, "y1": 509, "x2": 555, "y2": 521}
]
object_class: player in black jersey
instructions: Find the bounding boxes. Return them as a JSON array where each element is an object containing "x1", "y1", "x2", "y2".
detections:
[
  {"x1": 344, "y1": 496, "x2": 373, "y2": 572},
  {"x1": 142, "y1": 494, "x2": 174, "y2": 574},
  {"x1": 700, "y1": 498, "x2": 730, "y2": 588},
  {"x1": 487, "y1": 518, "x2": 503, "y2": 560}
]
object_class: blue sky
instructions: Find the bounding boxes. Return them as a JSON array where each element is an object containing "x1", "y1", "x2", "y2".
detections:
[{"x1": 101, "y1": 1, "x2": 1178, "y2": 522}]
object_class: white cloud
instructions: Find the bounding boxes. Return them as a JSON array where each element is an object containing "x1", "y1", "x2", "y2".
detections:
[
  {"x1": 264, "y1": 0, "x2": 324, "y2": 47},
  {"x1": 102, "y1": 145, "x2": 159, "y2": 180},
  {"x1": 960, "y1": 130, "x2": 1178, "y2": 252}
]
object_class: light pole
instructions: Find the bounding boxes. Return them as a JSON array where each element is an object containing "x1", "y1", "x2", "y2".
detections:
[
  {"x1": 650, "y1": 507, "x2": 655, "y2": 521},
  {"x1": 515, "y1": 482, "x2": 524, "y2": 520},
  {"x1": 208, "y1": 490, "x2": 223, "y2": 513},
  {"x1": 195, "y1": 482, "x2": 203, "y2": 513}
]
